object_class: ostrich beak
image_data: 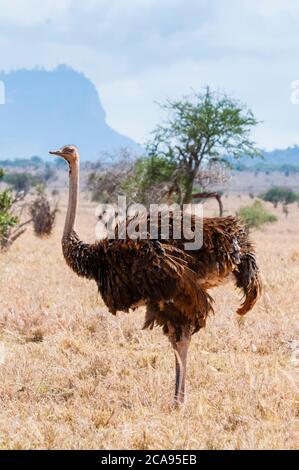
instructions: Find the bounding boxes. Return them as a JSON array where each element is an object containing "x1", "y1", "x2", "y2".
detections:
[{"x1": 49, "y1": 150, "x2": 63, "y2": 157}]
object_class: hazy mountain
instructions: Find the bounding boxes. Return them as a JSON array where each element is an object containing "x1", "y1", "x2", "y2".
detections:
[
  {"x1": 0, "y1": 65, "x2": 140, "y2": 161},
  {"x1": 235, "y1": 146, "x2": 299, "y2": 168},
  {"x1": 261, "y1": 146, "x2": 299, "y2": 166}
]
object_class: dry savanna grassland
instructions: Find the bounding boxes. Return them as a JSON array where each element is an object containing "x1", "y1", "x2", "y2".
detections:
[{"x1": 0, "y1": 194, "x2": 298, "y2": 450}]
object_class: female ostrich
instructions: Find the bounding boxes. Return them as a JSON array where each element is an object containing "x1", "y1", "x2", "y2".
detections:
[{"x1": 50, "y1": 145, "x2": 261, "y2": 405}]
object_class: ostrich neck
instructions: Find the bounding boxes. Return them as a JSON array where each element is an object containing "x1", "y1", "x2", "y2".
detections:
[{"x1": 63, "y1": 160, "x2": 79, "y2": 241}]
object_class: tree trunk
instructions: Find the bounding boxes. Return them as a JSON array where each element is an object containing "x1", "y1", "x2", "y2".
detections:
[
  {"x1": 182, "y1": 175, "x2": 195, "y2": 204},
  {"x1": 192, "y1": 192, "x2": 223, "y2": 217}
]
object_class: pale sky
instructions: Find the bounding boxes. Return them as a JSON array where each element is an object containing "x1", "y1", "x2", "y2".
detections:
[{"x1": 0, "y1": 0, "x2": 298, "y2": 150}]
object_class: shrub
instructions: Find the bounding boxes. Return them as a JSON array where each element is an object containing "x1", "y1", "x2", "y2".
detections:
[
  {"x1": 0, "y1": 190, "x2": 19, "y2": 247},
  {"x1": 0, "y1": 189, "x2": 30, "y2": 250},
  {"x1": 3, "y1": 172, "x2": 41, "y2": 195},
  {"x1": 237, "y1": 200, "x2": 277, "y2": 229},
  {"x1": 29, "y1": 188, "x2": 59, "y2": 237},
  {"x1": 87, "y1": 159, "x2": 134, "y2": 203},
  {"x1": 0, "y1": 169, "x2": 34, "y2": 250},
  {"x1": 260, "y1": 186, "x2": 299, "y2": 207}
]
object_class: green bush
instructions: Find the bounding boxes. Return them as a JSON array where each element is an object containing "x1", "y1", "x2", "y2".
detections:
[
  {"x1": 237, "y1": 200, "x2": 277, "y2": 229},
  {"x1": 260, "y1": 186, "x2": 299, "y2": 207},
  {"x1": 0, "y1": 189, "x2": 19, "y2": 247},
  {"x1": 0, "y1": 168, "x2": 31, "y2": 250},
  {"x1": 3, "y1": 172, "x2": 41, "y2": 194}
]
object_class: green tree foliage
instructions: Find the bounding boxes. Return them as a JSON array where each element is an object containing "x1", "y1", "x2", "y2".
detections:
[
  {"x1": 0, "y1": 156, "x2": 43, "y2": 169},
  {"x1": 0, "y1": 168, "x2": 19, "y2": 248},
  {"x1": 145, "y1": 87, "x2": 260, "y2": 203},
  {"x1": 0, "y1": 190, "x2": 18, "y2": 245},
  {"x1": 237, "y1": 200, "x2": 277, "y2": 230},
  {"x1": 122, "y1": 155, "x2": 177, "y2": 204},
  {"x1": 3, "y1": 172, "x2": 41, "y2": 195},
  {"x1": 0, "y1": 168, "x2": 33, "y2": 250},
  {"x1": 260, "y1": 186, "x2": 299, "y2": 207}
]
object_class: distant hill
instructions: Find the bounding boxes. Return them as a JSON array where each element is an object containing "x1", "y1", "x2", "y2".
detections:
[
  {"x1": 262, "y1": 146, "x2": 299, "y2": 166},
  {"x1": 232, "y1": 146, "x2": 299, "y2": 171},
  {"x1": 0, "y1": 65, "x2": 140, "y2": 161}
]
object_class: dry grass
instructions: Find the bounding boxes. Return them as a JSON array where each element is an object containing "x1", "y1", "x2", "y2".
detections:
[{"x1": 0, "y1": 195, "x2": 298, "y2": 450}]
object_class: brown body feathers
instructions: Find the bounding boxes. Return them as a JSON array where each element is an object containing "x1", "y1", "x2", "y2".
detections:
[{"x1": 62, "y1": 215, "x2": 261, "y2": 340}]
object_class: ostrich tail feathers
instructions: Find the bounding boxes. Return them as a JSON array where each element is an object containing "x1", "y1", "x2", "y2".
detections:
[{"x1": 234, "y1": 252, "x2": 262, "y2": 316}]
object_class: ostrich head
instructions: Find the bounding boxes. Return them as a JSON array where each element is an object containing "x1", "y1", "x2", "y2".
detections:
[{"x1": 49, "y1": 145, "x2": 79, "y2": 164}]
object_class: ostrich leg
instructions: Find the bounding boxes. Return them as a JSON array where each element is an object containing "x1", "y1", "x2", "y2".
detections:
[{"x1": 167, "y1": 323, "x2": 192, "y2": 405}]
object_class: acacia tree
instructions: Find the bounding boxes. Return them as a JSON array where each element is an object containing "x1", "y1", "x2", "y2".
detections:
[
  {"x1": 147, "y1": 87, "x2": 260, "y2": 204},
  {"x1": 260, "y1": 186, "x2": 299, "y2": 208}
]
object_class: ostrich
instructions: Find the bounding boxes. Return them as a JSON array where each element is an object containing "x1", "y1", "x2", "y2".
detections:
[{"x1": 50, "y1": 145, "x2": 262, "y2": 405}]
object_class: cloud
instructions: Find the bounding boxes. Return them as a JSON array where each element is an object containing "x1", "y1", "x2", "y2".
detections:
[
  {"x1": 0, "y1": 0, "x2": 298, "y2": 148},
  {"x1": 0, "y1": 0, "x2": 71, "y2": 26}
]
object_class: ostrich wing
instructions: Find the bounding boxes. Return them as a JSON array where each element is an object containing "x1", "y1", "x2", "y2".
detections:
[
  {"x1": 62, "y1": 233, "x2": 213, "y2": 318},
  {"x1": 62, "y1": 230, "x2": 214, "y2": 322},
  {"x1": 96, "y1": 238, "x2": 213, "y2": 317}
]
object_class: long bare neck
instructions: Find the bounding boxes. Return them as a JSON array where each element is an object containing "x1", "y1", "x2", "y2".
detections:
[{"x1": 63, "y1": 159, "x2": 79, "y2": 241}]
